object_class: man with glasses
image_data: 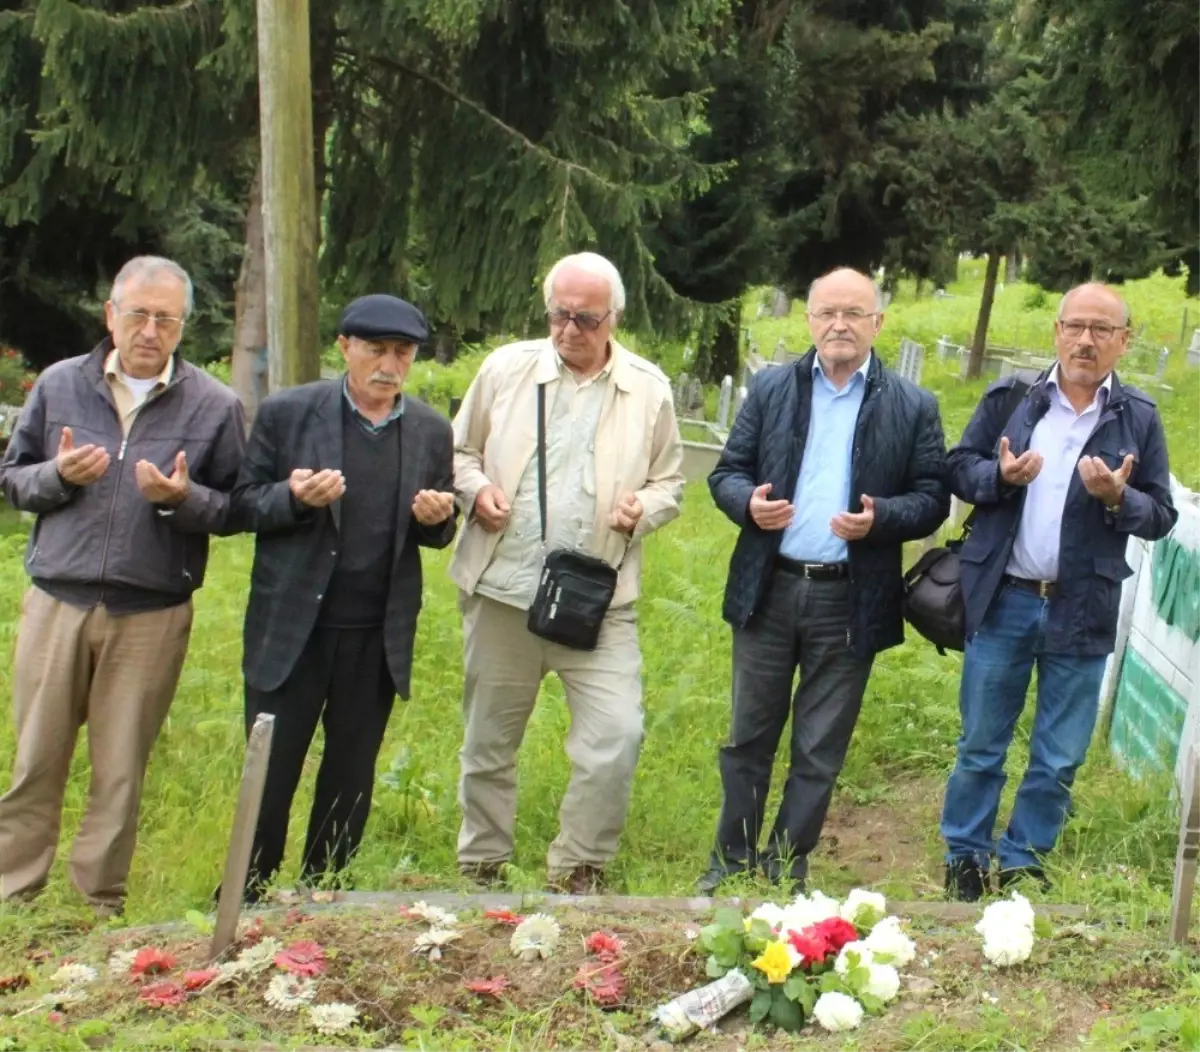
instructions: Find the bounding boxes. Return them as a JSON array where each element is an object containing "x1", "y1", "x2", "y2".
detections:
[
  {"x1": 941, "y1": 282, "x2": 1177, "y2": 901},
  {"x1": 451, "y1": 251, "x2": 683, "y2": 894},
  {"x1": 0, "y1": 255, "x2": 245, "y2": 914},
  {"x1": 698, "y1": 266, "x2": 950, "y2": 895}
]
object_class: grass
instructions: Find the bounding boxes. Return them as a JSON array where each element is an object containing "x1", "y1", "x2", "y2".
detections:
[{"x1": 0, "y1": 263, "x2": 1197, "y2": 1047}]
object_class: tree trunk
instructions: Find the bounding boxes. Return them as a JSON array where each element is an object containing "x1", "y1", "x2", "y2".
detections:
[
  {"x1": 231, "y1": 166, "x2": 268, "y2": 426},
  {"x1": 697, "y1": 305, "x2": 741, "y2": 385},
  {"x1": 1005, "y1": 245, "x2": 1021, "y2": 285},
  {"x1": 967, "y1": 250, "x2": 1002, "y2": 380}
]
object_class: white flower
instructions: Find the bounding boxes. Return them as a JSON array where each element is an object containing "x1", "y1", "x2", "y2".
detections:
[
  {"x1": 812, "y1": 991, "x2": 864, "y2": 1032},
  {"x1": 510, "y1": 913, "x2": 561, "y2": 961},
  {"x1": 865, "y1": 963, "x2": 901, "y2": 1002},
  {"x1": 264, "y1": 974, "x2": 316, "y2": 1012},
  {"x1": 38, "y1": 987, "x2": 89, "y2": 1008},
  {"x1": 749, "y1": 903, "x2": 786, "y2": 931},
  {"x1": 235, "y1": 936, "x2": 283, "y2": 974},
  {"x1": 780, "y1": 890, "x2": 840, "y2": 932},
  {"x1": 834, "y1": 940, "x2": 874, "y2": 975},
  {"x1": 51, "y1": 963, "x2": 97, "y2": 986},
  {"x1": 413, "y1": 928, "x2": 462, "y2": 961},
  {"x1": 307, "y1": 1002, "x2": 359, "y2": 1035},
  {"x1": 408, "y1": 901, "x2": 458, "y2": 927},
  {"x1": 839, "y1": 888, "x2": 887, "y2": 926},
  {"x1": 107, "y1": 949, "x2": 137, "y2": 976},
  {"x1": 981, "y1": 924, "x2": 1034, "y2": 967},
  {"x1": 976, "y1": 892, "x2": 1035, "y2": 938},
  {"x1": 864, "y1": 916, "x2": 916, "y2": 967}
]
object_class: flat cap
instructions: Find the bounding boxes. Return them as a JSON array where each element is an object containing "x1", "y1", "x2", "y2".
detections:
[{"x1": 338, "y1": 293, "x2": 429, "y2": 344}]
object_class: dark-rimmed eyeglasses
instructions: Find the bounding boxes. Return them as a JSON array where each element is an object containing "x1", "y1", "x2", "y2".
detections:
[
  {"x1": 1058, "y1": 320, "x2": 1125, "y2": 342},
  {"x1": 807, "y1": 308, "x2": 879, "y2": 324},
  {"x1": 546, "y1": 307, "x2": 611, "y2": 332}
]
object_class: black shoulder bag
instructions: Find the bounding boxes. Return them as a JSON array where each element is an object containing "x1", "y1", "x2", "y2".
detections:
[
  {"x1": 902, "y1": 379, "x2": 1029, "y2": 654},
  {"x1": 526, "y1": 383, "x2": 621, "y2": 650}
]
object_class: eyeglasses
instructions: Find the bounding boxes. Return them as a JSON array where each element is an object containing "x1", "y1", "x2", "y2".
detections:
[
  {"x1": 546, "y1": 308, "x2": 611, "y2": 332},
  {"x1": 808, "y1": 309, "x2": 879, "y2": 324},
  {"x1": 117, "y1": 309, "x2": 185, "y2": 335},
  {"x1": 1059, "y1": 320, "x2": 1125, "y2": 342}
]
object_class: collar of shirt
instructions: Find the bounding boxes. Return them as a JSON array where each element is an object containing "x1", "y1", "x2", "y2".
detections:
[
  {"x1": 342, "y1": 377, "x2": 404, "y2": 432},
  {"x1": 556, "y1": 347, "x2": 614, "y2": 388},
  {"x1": 104, "y1": 347, "x2": 174, "y2": 388},
  {"x1": 1046, "y1": 363, "x2": 1111, "y2": 414},
  {"x1": 812, "y1": 351, "x2": 871, "y2": 395}
]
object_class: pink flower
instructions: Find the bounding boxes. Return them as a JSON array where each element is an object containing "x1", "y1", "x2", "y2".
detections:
[
  {"x1": 130, "y1": 948, "x2": 177, "y2": 978},
  {"x1": 274, "y1": 939, "x2": 326, "y2": 977},
  {"x1": 182, "y1": 969, "x2": 219, "y2": 991},
  {"x1": 464, "y1": 976, "x2": 510, "y2": 997},
  {"x1": 483, "y1": 909, "x2": 524, "y2": 926},
  {"x1": 584, "y1": 931, "x2": 625, "y2": 963},
  {"x1": 140, "y1": 980, "x2": 186, "y2": 1007},
  {"x1": 283, "y1": 908, "x2": 311, "y2": 927},
  {"x1": 573, "y1": 963, "x2": 626, "y2": 1007}
]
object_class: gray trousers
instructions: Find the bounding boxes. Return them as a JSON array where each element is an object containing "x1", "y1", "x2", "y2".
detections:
[{"x1": 711, "y1": 572, "x2": 873, "y2": 881}]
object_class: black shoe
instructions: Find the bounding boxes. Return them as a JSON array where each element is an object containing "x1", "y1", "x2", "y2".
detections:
[
  {"x1": 945, "y1": 858, "x2": 988, "y2": 902},
  {"x1": 695, "y1": 868, "x2": 727, "y2": 896},
  {"x1": 998, "y1": 866, "x2": 1050, "y2": 892}
]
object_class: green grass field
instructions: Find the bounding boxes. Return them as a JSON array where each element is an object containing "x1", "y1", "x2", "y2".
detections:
[{"x1": 0, "y1": 266, "x2": 1196, "y2": 1049}]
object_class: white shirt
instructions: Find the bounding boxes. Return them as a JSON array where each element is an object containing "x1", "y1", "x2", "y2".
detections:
[{"x1": 1006, "y1": 366, "x2": 1112, "y2": 582}]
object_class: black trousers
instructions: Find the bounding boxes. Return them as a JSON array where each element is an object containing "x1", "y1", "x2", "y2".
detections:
[
  {"x1": 711, "y1": 573, "x2": 874, "y2": 881},
  {"x1": 245, "y1": 626, "x2": 396, "y2": 892}
]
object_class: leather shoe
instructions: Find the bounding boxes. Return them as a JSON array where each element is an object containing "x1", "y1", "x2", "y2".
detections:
[
  {"x1": 548, "y1": 864, "x2": 606, "y2": 895},
  {"x1": 945, "y1": 858, "x2": 988, "y2": 902},
  {"x1": 998, "y1": 866, "x2": 1050, "y2": 892},
  {"x1": 695, "y1": 868, "x2": 729, "y2": 895},
  {"x1": 460, "y1": 862, "x2": 507, "y2": 888}
]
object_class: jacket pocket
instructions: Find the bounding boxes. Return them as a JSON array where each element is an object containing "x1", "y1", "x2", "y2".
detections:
[{"x1": 1087, "y1": 555, "x2": 1134, "y2": 634}]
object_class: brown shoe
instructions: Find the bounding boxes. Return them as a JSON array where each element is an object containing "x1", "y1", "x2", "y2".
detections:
[
  {"x1": 459, "y1": 862, "x2": 507, "y2": 887},
  {"x1": 549, "y1": 864, "x2": 606, "y2": 896}
]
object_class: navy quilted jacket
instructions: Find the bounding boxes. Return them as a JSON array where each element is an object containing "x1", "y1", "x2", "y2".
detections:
[{"x1": 710, "y1": 348, "x2": 950, "y2": 658}]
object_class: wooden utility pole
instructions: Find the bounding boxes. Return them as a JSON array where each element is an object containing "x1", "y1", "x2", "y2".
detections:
[{"x1": 256, "y1": 0, "x2": 320, "y2": 391}]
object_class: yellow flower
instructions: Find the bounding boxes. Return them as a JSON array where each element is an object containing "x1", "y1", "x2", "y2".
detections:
[{"x1": 751, "y1": 940, "x2": 793, "y2": 984}]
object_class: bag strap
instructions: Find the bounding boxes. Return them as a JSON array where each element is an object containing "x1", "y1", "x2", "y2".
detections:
[{"x1": 960, "y1": 378, "x2": 1031, "y2": 538}]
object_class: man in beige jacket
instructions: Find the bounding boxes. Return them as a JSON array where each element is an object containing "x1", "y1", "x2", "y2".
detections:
[{"x1": 451, "y1": 251, "x2": 684, "y2": 894}]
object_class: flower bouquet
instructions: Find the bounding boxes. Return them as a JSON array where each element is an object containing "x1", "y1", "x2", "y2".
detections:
[{"x1": 655, "y1": 888, "x2": 915, "y2": 1039}]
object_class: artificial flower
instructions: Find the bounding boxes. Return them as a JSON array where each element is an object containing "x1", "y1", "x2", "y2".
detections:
[
  {"x1": 283, "y1": 908, "x2": 312, "y2": 927},
  {"x1": 839, "y1": 888, "x2": 887, "y2": 926},
  {"x1": 307, "y1": 1002, "x2": 359, "y2": 1035},
  {"x1": 264, "y1": 974, "x2": 316, "y2": 1012},
  {"x1": 834, "y1": 941, "x2": 874, "y2": 975},
  {"x1": 780, "y1": 890, "x2": 840, "y2": 932},
  {"x1": 139, "y1": 980, "x2": 185, "y2": 1007},
  {"x1": 574, "y1": 963, "x2": 626, "y2": 1006},
  {"x1": 239, "y1": 917, "x2": 266, "y2": 945},
  {"x1": 976, "y1": 892, "x2": 1035, "y2": 937},
  {"x1": 37, "y1": 987, "x2": 88, "y2": 1008},
  {"x1": 274, "y1": 940, "x2": 326, "y2": 977},
  {"x1": 483, "y1": 909, "x2": 524, "y2": 926},
  {"x1": 864, "y1": 917, "x2": 916, "y2": 967},
  {"x1": 510, "y1": 914, "x2": 561, "y2": 961},
  {"x1": 406, "y1": 901, "x2": 458, "y2": 927},
  {"x1": 584, "y1": 931, "x2": 625, "y2": 962},
  {"x1": 785, "y1": 926, "x2": 831, "y2": 967},
  {"x1": 464, "y1": 976, "x2": 510, "y2": 997},
  {"x1": 812, "y1": 916, "x2": 859, "y2": 953},
  {"x1": 130, "y1": 948, "x2": 177, "y2": 979},
  {"x1": 812, "y1": 990, "x2": 864, "y2": 1032},
  {"x1": 751, "y1": 940, "x2": 794, "y2": 984},
  {"x1": 980, "y1": 925, "x2": 1034, "y2": 967},
  {"x1": 51, "y1": 963, "x2": 97, "y2": 986},
  {"x1": 748, "y1": 903, "x2": 786, "y2": 932},
  {"x1": 865, "y1": 963, "x2": 901, "y2": 1002},
  {"x1": 229, "y1": 937, "x2": 283, "y2": 976},
  {"x1": 182, "y1": 969, "x2": 220, "y2": 991},
  {"x1": 413, "y1": 928, "x2": 462, "y2": 961},
  {"x1": 107, "y1": 950, "x2": 137, "y2": 977},
  {"x1": 0, "y1": 973, "x2": 30, "y2": 993}
]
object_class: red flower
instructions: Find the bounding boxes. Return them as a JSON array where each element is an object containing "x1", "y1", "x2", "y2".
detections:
[
  {"x1": 182, "y1": 969, "x2": 219, "y2": 991},
  {"x1": 463, "y1": 976, "x2": 510, "y2": 997},
  {"x1": 812, "y1": 917, "x2": 859, "y2": 952},
  {"x1": 483, "y1": 909, "x2": 524, "y2": 926},
  {"x1": 573, "y1": 963, "x2": 626, "y2": 1007},
  {"x1": 130, "y1": 947, "x2": 177, "y2": 978},
  {"x1": 786, "y1": 927, "x2": 832, "y2": 966},
  {"x1": 241, "y1": 917, "x2": 265, "y2": 946},
  {"x1": 47, "y1": 1010, "x2": 65, "y2": 1024},
  {"x1": 584, "y1": 931, "x2": 625, "y2": 962},
  {"x1": 0, "y1": 974, "x2": 30, "y2": 994},
  {"x1": 274, "y1": 939, "x2": 326, "y2": 977},
  {"x1": 283, "y1": 908, "x2": 311, "y2": 927},
  {"x1": 140, "y1": 980, "x2": 186, "y2": 1007}
]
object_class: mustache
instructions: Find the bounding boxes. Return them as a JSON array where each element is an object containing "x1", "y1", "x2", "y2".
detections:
[{"x1": 368, "y1": 372, "x2": 400, "y2": 384}]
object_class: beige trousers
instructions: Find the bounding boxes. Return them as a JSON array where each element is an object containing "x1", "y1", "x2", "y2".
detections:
[
  {"x1": 457, "y1": 593, "x2": 644, "y2": 876},
  {"x1": 0, "y1": 587, "x2": 192, "y2": 907}
]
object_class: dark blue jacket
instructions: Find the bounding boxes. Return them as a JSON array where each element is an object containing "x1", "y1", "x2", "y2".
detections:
[
  {"x1": 952, "y1": 372, "x2": 1177, "y2": 656},
  {"x1": 710, "y1": 348, "x2": 950, "y2": 658}
]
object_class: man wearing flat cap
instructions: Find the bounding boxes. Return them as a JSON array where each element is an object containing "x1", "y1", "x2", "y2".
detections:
[{"x1": 232, "y1": 293, "x2": 456, "y2": 899}]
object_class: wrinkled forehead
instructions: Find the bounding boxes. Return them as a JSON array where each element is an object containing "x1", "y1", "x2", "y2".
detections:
[
  {"x1": 1060, "y1": 287, "x2": 1127, "y2": 322},
  {"x1": 548, "y1": 267, "x2": 613, "y2": 311},
  {"x1": 809, "y1": 273, "x2": 876, "y2": 310},
  {"x1": 114, "y1": 274, "x2": 188, "y2": 310},
  {"x1": 349, "y1": 336, "x2": 417, "y2": 355}
]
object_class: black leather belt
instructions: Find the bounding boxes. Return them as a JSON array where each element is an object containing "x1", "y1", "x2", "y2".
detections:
[
  {"x1": 777, "y1": 557, "x2": 849, "y2": 581},
  {"x1": 1004, "y1": 574, "x2": 1057, "y2": 599}
]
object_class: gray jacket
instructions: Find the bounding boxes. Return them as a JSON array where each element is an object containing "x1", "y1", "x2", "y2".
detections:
[{"x1": 0, "y1": 340, "x2": 246, "y2": 608}]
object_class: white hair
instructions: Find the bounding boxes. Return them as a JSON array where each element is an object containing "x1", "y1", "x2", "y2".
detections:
[
  {"x1": 807, "y1": 269, "x2": 885, "y2": 312},
  {"x1": 542, "y1": 252, "x2": 626, "y2": 314},
  {"x1": 1056, "y1": 284, "x2": 1130, "y2": 326},
  {"x1": 111, "y1": 255, "x2": 194, "y2": 318}
]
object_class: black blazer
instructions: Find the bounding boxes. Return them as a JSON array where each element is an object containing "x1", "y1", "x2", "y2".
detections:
[{"x1": 233, "y1": 380, "x2": 456, "y2": 698}]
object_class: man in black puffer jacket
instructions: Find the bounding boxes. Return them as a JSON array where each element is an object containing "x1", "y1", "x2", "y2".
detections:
[{"x1": 698, "y1": 267, "x2": 950, "y2": 894}]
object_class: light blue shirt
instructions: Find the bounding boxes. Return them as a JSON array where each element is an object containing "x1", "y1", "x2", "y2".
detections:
[
  {"x1": 779, "y1": 355, "x2": 870, "y2": 563},
  {"x1": 1006, "y1": 365, "x2": 1111, "y2": 582},
  {"x1": 343, "y1": 377, "x2": 404, "y2": 434}
]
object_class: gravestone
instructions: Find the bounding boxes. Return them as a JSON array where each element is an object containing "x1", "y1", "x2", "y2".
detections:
[
  {"x1": 897, "y1": 339, "x2": 925, "y2": 385},
  {"x1": 734, "y1": 385, "x2": 747, "y2": 421},
  {"x1": 935, "y1": 336, "x2": 955, "y2": 362},
  {"x1": 1188, "y1": 329, "x2": 1200, "y2": 368},
  {"x1": 1157, "y1": 347, "x2": 1170, "y2": 380},
  {"x1": 770, "y1": 288, "x2": 791, "y2": 317},
  {"x1": 716, "y1": 375, "x2": 733, "y2": 431},
  {"x1": 673, "y1": 373, "x2": 690, "y2": 413},
  {"x1": 773, "y1": 339, "x2": 789, "y2": 364},
  {"x1": 686, "y1": 377, "x2": 704, "y2": 417}
]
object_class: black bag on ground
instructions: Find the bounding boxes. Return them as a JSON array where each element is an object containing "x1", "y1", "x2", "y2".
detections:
[
  {"x1": 526, "y1": 384, "x2": 620, "y2": 651},
  {"x1": 902, "y1": 379, "x2": 1029, "y2": 654}
]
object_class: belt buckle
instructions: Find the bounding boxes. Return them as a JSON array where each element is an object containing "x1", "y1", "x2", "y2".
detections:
[
  {"x1": 802, "y1": 563, "x2": 820, "y2": 579},
  {"x1": 1037, "y1": 580, "x2": 1052, "y2": 599}
]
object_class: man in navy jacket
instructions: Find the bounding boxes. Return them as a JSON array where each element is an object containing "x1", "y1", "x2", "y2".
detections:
[{"x1": 942, "y1": 282, "x2": 1177, "y2": 901}]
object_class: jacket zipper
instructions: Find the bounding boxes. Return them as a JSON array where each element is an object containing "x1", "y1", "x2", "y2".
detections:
[{"x1": 844, "y1": 375, "x2": 877, "y2": 649}]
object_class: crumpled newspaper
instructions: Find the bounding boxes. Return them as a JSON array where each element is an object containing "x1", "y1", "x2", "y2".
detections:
[{"x1": 653, "y1": 969, "x2": 755, "y2": 1042}]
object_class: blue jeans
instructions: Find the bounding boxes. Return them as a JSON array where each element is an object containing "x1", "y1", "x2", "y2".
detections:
[{"x1": 941, "y1": 584, "x2": 1106, "y2": 871}]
